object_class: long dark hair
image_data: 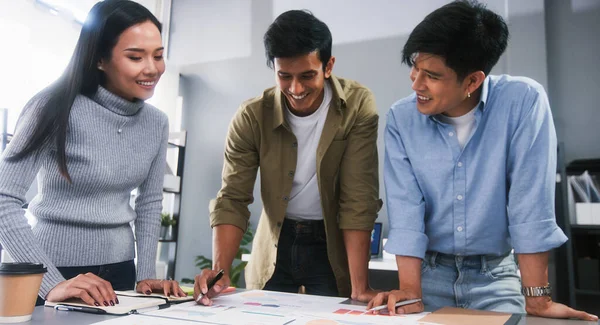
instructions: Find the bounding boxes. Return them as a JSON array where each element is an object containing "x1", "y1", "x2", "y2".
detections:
[{"x1": 9, "y1": 0, "x2": 161, "y2": 182}]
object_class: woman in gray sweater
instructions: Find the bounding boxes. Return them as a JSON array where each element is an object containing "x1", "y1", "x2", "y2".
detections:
[{"x1": 0, "y1": 0, "x2": 184, "y2": 306}]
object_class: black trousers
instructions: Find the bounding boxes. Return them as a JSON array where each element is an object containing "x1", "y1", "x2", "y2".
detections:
[{"x1": 263, "y1": 218, "x2": 339, "y2": 297}]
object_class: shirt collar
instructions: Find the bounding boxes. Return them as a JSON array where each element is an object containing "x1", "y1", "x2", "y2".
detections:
[{"x1": 430, "y1": 75, "x2": 491, "y2": 123}]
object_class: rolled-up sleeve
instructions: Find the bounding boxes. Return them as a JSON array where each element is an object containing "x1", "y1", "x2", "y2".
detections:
[
  {"x1": 506, "y1": 85, "x2": 567, "y2": 253},
  {"x1": 383, "y1": 109, "x2": 429, "y2": 259},
  {"x1": 338, "y1": 90, "x2": 382, "y2": 230},
  {"x1": 209, "y1": 107, "x2": 259, "y2": 233}
]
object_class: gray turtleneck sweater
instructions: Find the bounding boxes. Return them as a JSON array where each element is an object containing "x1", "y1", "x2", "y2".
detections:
[{"x1": 0, "y1": 86, "x2": 168, "y2": 298}]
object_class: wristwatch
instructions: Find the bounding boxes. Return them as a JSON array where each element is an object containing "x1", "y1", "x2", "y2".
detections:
[{"x1": 521, "y1": 283, "x2": 552, "y2": 297}]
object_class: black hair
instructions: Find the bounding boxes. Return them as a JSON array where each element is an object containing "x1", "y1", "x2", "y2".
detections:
[
  {"x1": 9, "y1": 0, "x2": 161, "y2": 182},
  {"x1": 263, "y1": 10, "x2": 332, "y2": 70},
  {"x1": 402, "y1": 0, "x2": 508, "y2": 80}
]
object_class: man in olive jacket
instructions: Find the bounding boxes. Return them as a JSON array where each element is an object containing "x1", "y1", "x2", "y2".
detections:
[{"x1": 194, "y1": 10, "x2": 382, "y2": 304}]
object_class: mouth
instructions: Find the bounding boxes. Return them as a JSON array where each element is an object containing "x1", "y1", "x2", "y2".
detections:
[
  {"x1": 417, "y1": 94, "x2": 431, "y2": 104},
  {"x1": 288, "y1": 92, "x2": 308, "y2": 100},
  {"x1": 136, "y1": 80, "x2": 157, "y2": 89}
]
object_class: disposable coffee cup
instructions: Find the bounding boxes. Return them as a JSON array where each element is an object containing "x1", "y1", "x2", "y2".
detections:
[{"x1": 0, "y1": 263, "x2": 47, "y2": 323}]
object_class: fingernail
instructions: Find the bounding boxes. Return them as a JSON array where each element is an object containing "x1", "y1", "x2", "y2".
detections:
[
  {"x1": 145, "y1": 290, "x2": 151, "y2": 295},
  {"x1": 213, "y1": 284, "x2": 221, "y2": 291},
  {"x1": 115, "y1": 297, "x2": 120, "y2": 304},
  {"x1": 103, "y1": 301, "x2": 108, "y2": 307},
  {"x1": 110, "y1": 300, "x2": 114, "y2": 306},
  {"x1": 94, "y1": 302, "x2": 100, "y2": 307}
]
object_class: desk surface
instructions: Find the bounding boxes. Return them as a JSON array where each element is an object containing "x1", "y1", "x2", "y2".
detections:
[{"x1": 27, "y1": 305, "x2": 598, "y2": 325}]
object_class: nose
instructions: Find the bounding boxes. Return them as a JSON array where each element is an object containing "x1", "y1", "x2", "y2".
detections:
[
  {"x1": 289, "y1": 78, "x2": 304, "y2": 95},
  {"x1": 411, "y1": 68, "x2": 425, "y2": 92},
  {"x1": 143, "y1": 58, "x2": 158, "y2": 76}
]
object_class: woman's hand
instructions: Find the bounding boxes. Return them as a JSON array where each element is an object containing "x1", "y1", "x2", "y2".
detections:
[
  {"x1": 46, "y1": 273, "x2": 118, "y2": 306},
  {"x1": 136, "y1": 279, "x2": 187, "y2": 297}
]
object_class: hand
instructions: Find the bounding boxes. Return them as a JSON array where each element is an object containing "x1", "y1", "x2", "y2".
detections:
[
  {"x1": 526, "y1": 297, "x2": 598, "y2": 321},
  {"x1": 136, "y1": 279, "x2": 186, "y2": 298},
  {"x1": 351, "y1": 288, "x2": 381, "y2": 303},
  {"x1": 367, "y1": 289, "x2": 423, "y2": 315},
  {"x1": 194, "y1": 269, "x2": 231, "y2": 306},
  {"x1": 46, "y1": 273, "x2": 117, "y2": 307}
]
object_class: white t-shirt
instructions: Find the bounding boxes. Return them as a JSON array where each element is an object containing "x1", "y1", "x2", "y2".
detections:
[
  {"x1": 437, "y1": 105, "x2": 477, "y2": 150},
  {"x1": 283, "y1": 80, "x2": 332, "y2": 220}
]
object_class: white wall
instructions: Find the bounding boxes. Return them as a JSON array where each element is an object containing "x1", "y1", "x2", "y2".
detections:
[
  {"x1": 170, "y1": 0, "x2": 549, "y2": 284},
  {"x1": 0, "y1": 0, "x2": 178, "y2": 134},
  {"x1": 0, "y1": 1, "x2": 80, "y2": 133},
  {"x1": 546, "y1": 0, "x2": 600, "y2": 164}
]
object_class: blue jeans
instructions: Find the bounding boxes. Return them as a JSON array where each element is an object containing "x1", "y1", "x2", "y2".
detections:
[
  {"x1": 36, "y1": 260, "x2": 136, "y2": 305},
  {"x1": 421, "y1": 251, "x2": 525, "y2": 313},
  {"x1": 263, "y1": 218, "x2": 339, "y2": 297}
]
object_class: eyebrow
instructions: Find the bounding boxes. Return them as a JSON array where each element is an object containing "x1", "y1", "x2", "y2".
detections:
[
  {"x1": 277, "y1": 70, "x2": 318, "y2": 75},
  {"x1": 421, "y1": 68, "x2": 444, "y2": 78},
  {"x1": 123, "y1": 47, "x2": 165, "y2": 52}
]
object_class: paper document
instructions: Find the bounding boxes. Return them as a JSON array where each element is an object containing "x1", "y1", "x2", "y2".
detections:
[{"x1": 146, "y1": 290, "x2": 428, "y2": 325}]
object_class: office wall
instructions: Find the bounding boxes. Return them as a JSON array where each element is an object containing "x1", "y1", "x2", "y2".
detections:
[
  {"x1": 170, "y1": 0, "x2": 548, "y2": 283},
  {"x1": 545, "y1": 0, "x2": 600, "y2": 164}
]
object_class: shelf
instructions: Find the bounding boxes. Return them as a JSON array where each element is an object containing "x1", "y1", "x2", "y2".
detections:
[
  {"x1": 159, "y1": 239, "x2": 177, "y2": 243},
  {"x1": 168, "y1": 131, "x2": 186, "y2": 147},
  {"x1": 570, "y1": 225, "x2": 600, "y2": 231},
  {"x1": 163, "y1": 189, "x2": 180, "y2": 194},
  {"x1": 575, "y1": 289, "x2": 600, "y2": 296}
]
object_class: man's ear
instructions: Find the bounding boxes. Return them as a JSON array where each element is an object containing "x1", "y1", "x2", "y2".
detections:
[
  {"x1": 465, "y1": 70, "x2": 486, "y2": 94},
  {"x1": 324, "y1": 56, "x2": 335, "y2": 79}
]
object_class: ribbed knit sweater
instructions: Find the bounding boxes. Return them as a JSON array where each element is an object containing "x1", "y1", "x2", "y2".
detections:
[{"x1": 0, "y1": 86, "x2": 168, "y2": 298}]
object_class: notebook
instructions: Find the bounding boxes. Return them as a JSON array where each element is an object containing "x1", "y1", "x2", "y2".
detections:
[
  {"x1": 115, "y1": 290, "x2": 194, "y2": 303},
  {"x1": 45, "y1": 290, "x2": 192, "y2": 315}
]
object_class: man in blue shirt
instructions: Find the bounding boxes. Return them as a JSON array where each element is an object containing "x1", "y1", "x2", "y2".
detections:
[{"x1": 368, "y1": 1, "x2": 597, "y2": 321}]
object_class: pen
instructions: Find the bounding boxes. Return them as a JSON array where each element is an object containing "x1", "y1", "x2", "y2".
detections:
[
  {"x1": 196, "y1": 269, "x2": 225, "y2": 303},
  {"x1": 54, "y1": 304, "x2": 107, "y2": 315},
  {"x1": 132, "y1": 303, "x2": 170, "y2": 314},
  {"x1": 367, "y1": 298, "x2": 422, "y2": 312}
]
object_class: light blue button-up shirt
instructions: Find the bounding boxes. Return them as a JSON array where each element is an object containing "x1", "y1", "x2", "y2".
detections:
[{"x1": 384, "y1": 75, "x2": 568, "y2": 258}]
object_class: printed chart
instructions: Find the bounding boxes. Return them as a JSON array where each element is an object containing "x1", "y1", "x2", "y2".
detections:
[{"x1": 93, "y1": 290, "x2": 429, "y2": 325}]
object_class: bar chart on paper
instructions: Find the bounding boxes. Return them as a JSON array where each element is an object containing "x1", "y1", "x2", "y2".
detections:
[{"x1": 93, "y1": 290, "x2": 429, "y2": 325}]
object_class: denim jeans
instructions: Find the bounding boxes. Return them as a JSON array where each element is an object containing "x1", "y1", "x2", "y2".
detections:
[
  {"x1": 421, "y1": 251, "x2": 525, "y2": 313},
  {"x1": 263, "y1": 218, "x2": 339, "y2": 297},
  {"x1": 36, "y1": 260, "x2": 136, "y2": 305}
]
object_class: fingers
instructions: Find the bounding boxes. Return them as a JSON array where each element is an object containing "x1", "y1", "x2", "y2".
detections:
[
  {"x1": 162, "y1": 280, "x2": 170, "y2": 297},
  {"x1": 397, "y1": 301, "x2": 424, "y2": 315},
  {"x1": 199, "y1": 269, "x2": 220, "y2": 295},
  {"x1": 195, "y1": 271, "x2": 207, "y2": 296},
  {"x1": 136, "y1": 281, "x2": 153, "y2": 295},
  {"x1": 569, "y1": 308, "x2": 598, "y2": 322},
  {"x1": 367, "y1": 292, "x2": 389, "y2": 313},
  {"x1": 73, "y1": 273, "x2": 115, "y2": 306},
  {"x1": 74, "y1": 288, "x2": 97, "y2": 306},
  {"x1": 176, "y1": 282, "x2": 187, "y2": 297},
  {"x1": 387, "y1": 292, "x2": 400, "y2": 315},
  {"x1": 90, "y1": 274, "x2": 117, "y2": 306},
  {"x1": 208, "y1": 276, "x2": 230, "y2": 298}
]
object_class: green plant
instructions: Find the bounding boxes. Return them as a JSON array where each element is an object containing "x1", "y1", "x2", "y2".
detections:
[
  {"x1": 161, "y1": 213, "x2": 177, "y2": 227},
  {"x1": 181, "y1": 225, "x2": 254, "y2": 288}
]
